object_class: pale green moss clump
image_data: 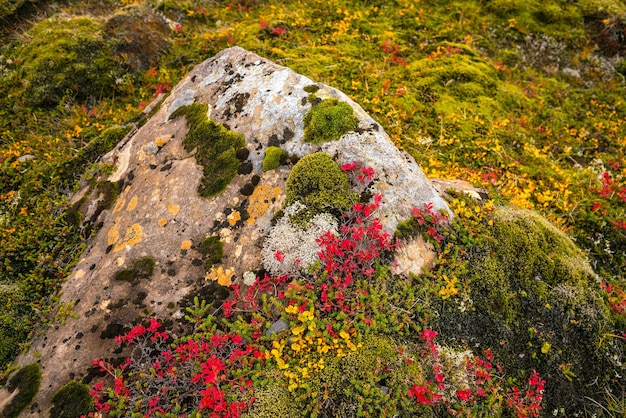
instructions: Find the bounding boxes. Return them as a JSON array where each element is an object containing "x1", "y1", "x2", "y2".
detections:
[
  {"x1": 262, "y1": 146, "x2": 286, "y2": 171},
  {"x1": 285, "y1": 152, "x2": 356, "y2": 222},
  {"x1": 303, "y1": 98, "x2": 358, "y2": 143},
  {"x1": 169, "y1": 103, "x2": 246, "y2": 198},
  {"x1": 15, "y1": 15, "x2": 125, "y2": 107}
]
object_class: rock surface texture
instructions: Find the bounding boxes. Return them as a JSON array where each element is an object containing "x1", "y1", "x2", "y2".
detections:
[{"x1": 13, "y1": 46, "x2": 448, "y2": 416}]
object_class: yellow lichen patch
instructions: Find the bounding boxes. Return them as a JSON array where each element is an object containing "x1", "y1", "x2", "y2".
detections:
[
  {"x1": 206, "y1": 266, "x2": 235, "y2": 287},
  {"x1": 158, "y1": 218, "x2": 167, "y2": 227},
  {"x1": 247, "y1": 185, "x2": 281, "y2": 224},
  {"x1": 112, "y1": 197, "x2": 126, "y2": 214},
  {"x1": 168, "y1": 203, "x2": 180, "y2": 215},
  {"x1": 227, "y1": 210, "x2": 241, "y2": 226},
  {"x1": 155, "y1": 135, "x2": 172, "y2": 147},
  {"x1": 126, "y1": 196, "x2": 138, "y2": 211},
  {"x1": 74, "y1": 269, "x2": 85, "y2": 280},
  {"x1": 107, "y1": 220, "x2": 121, "y2": 246},
  {"x1": 113, "y1": 223, "x2": 143, "y2": 252},
  {"x1": 181, "y1": 240, "x2": 192, "y2": 250}
]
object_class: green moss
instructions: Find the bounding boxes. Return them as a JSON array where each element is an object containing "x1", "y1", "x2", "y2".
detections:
[
  {"x1": 114, "y1": 269, "x2": 135, "y2": 282},
  {"x1": 303, "y1": 98, "x2": 358, "y2": 144},
  {"x1": 169, "y1": 103, "x2": 245, "y2": 198},
  {"x1": 199, "y1": 236, "x2": 224, "y2": 269},
  {"x1": 262, "y1": 146, "x2": 286, "y2": 171},
  {"x1": 15, "y1": 15, "x2": 126, "y2": 107},
  {"x1": 50, "y1": 381, "x2": 94, "y2": 418},
  {"x1": 132, "y1": 257, "x2": 155, "y2": 279},
  {"x1": 0, "y1": 284, "x2": 28, "y2": 367},
  {"x1": 240, "y1": 376, "x2": 299, "y2": 418},
  {"x1": 437, "y1": 207, "x2": 617, "y2": 414},
  {"x1": 0, "y1": 0, "x2": 27, "y2": 21},
  {"x1": 2, "y1": 363, "x2": 41, "y2": 418},
  {"x1": 285, "y1": 152, "x2": 355, "y2": 222},
  {"x1": 303, "y1": 84, "x2": 320, "y2": 93}
]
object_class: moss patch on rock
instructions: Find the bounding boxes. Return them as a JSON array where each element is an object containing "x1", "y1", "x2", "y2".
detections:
[
  {"x1": 169, "y1": 103, "x2": 246, "y2": 198},
  {"x1": 436, "y1": 207, "x2": 618, "y2": 414},
  {"x1": 1, "y1": 363, "x2": 41, "y2": 418},
  {"x1": 262, "y1": 146, "x2": 286, "y2": 171},
  {"x1": 285, "y1": 152, "x2": 355, "y2": 222},
  {"x1": 303, "y1": 98, "x2": 358, "y2": 144},
  {"x1": 50, "y1": 381, "x2": 94, "y2": 418},
  {"x1": 198, "y1": 236, "x2": 224, "y2": 269}
]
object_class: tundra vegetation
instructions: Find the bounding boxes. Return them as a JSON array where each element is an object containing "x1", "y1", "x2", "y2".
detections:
[{"x1": 1, "y1": 0, "x2": 626, "y2": 416}]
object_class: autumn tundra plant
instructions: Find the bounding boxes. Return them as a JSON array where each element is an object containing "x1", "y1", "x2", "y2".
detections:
[{"x1": 88, "y1": 163, "x2": 548, "y2": 417}]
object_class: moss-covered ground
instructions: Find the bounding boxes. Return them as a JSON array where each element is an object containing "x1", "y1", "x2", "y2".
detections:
[{"x1": 1, "y1": 0, "x2": 626, "y2": 415}]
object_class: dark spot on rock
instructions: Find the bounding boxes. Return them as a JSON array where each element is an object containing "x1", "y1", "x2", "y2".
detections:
[
  {"x1": 268, "y1": 134, "x2": 280, "y2": 147},
  {"x1": 76, "y1": 332, "x2": 84, "y2": 339},
  {"x1": 62, "y1": 337, "x2": 70, "y2": 343},
  {"x1": 127, "y1": 171, "x2": 135, "y2": 181},
  {"x1": 240, "y1": 183, "x2": 255, "y2": 196},
  {"x1": 256, "y1": 143, "x2": 263, "y2": 150},
  {"x1": 223, "y1": 123, "x2": 231, "y2": 130},
  {"x1": 251, "y1": 175, "x2": 261, "y2": 186},
  {"x1": 90, "y1": 325, "x2": 98, "y2": 333},
  {"x1": 100, "y1": 323, "x2": 124, "y2": 339},
  {"x1": 191, "y1": 75, "x2": 197, "y2": 82},
  {"x1": 224, "y1": 208, "x2": 232, "y2": 215},
  {"x1": 283, "y1": 127, "x2": 295, "y2": 141},
  {"x1": 192, "y1": 258, "x2": 203, "y2": 266},
  {"x1": 310, "y1": 97, "x2": 322, "y2": 106},
  {"x1": 236, "y1": 148, "x2": 250, "y2": 161},
  {"x1": 104, "y1": 314, "x2": 110, "y2": 321},
  {"x1": 150, "y1": 164, "x2": 157, "y2": 169},
  {"x1": 89, "y1": 264, "x2": 96, "y2": 270},
  {"x1": 167, "y1": 268, "x2": 176, "y2": 277},
  {"x1": 133, "y1": 291, "x2": 147, "y2": 307},
  {"x1": 238, "y1": 161, "x2": 253, "y2": 175},
  {"x1": 160, "y1": 162, "x2": 173, "y2": 171},
  {"x1": 301, "y1": 97, "x2": 308, "y2": 106},
  {"x1": 75, "y1": 345, "x2": 80, "y2": 350},
  {"x1": 69, "y1": 373, "x2": 75, "y2": 380},
  {"x1": 105, "y1": 245, "x2": 113, "y2": 254},
  {"x1": 113, "y1": 346, "x2": 122, "y2": 354},
  {"x1": 223, "y1": 92, "x2": 250, "y2": 119}
]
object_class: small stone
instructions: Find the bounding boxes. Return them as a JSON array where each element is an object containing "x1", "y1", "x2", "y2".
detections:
[
  {"x1": 144, "y1": 142, "x2": 159, "y2": 155},
  {"x1": 17, "y1": 154, "x2": 36, "y2": 162},
  {"x1": 266, "y1": 319, "x2": 289, "y2": 336}
]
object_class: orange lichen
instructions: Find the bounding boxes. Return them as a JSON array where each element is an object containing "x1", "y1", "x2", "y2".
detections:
[
  {"x1": 155, "y1": 135, "x2": 172, "y2": 147},
  {"x1": 108, "y1": 218, "x2": 121, "y2": 246},
  {"x1": 227, "y1": 210, "x2": 241, "y2": 226},
  {"x1": 158, "y1": 218, "x2": 167, "y2": 227},
  {"x1": 113, "y1": 223, "x2": 143, "y2": 252},
  {"x1": 247, "y1": 185, "x2": 281, "y2": 224},
  {"x1": 181, "y1": 240, "x2": 192, "y2": 250},
  {"x1": 168, "y1": 203, "x2": 180, "y2": 215},
  {"x1": 113, "y1": 197, "x2": 126, "y2": 214},
  {"x1": 206, "y1": 266, "x2": 235, "y2": 287},
  {"x1": 126, "y1": 196, "x2": 138, "y2": 211}
]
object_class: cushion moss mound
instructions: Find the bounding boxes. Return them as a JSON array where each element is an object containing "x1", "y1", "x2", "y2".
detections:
[
  {"x1": 0, "y1": 363, "x2": 41, "y2": 418},
  {"x1": 437, "y1": 207, "x2": 621, "y2": 414},
  {"x1": 50, "y1": 381, "x2": 94, "y2": 418},
  {"x1": 15, "y1": 15, "x2": 126, "y2": 107},
  {"x1": 303, "y1": 98, "x2": 358, "y2": 143},
  {"x1": 169, "y1": 103, "x2": 246, "y2": 198},
  {"x1": 285, "y1": 152, "x2": 355, "y2": 222},
  {"x1": 262, "y1": 146, "x2": 286, "y2": 171}
]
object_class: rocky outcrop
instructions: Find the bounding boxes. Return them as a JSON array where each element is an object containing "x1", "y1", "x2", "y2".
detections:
[{"x1": 12, "y1": 46, "x2": 448, "y2": 416}]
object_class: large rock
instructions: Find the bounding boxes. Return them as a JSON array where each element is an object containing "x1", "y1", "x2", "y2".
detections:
[{"x1": 12, "y1": 46, "x2": 447, "y2": 416}]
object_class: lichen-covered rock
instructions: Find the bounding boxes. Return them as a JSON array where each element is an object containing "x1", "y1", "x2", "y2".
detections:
[{"x1": 12, "y1": 46, "x2": 447, "y2": 416}]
